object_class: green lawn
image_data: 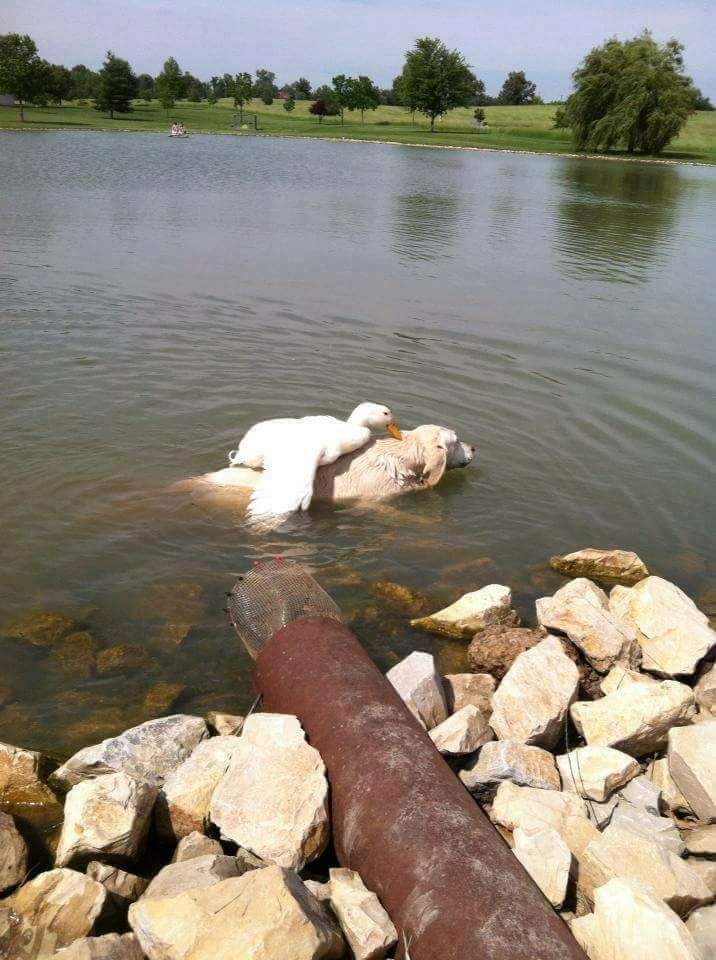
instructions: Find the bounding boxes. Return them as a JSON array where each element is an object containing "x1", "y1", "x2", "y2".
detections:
[{"x1": 2, "y1": 98, "x2": 715, "y2": 164}]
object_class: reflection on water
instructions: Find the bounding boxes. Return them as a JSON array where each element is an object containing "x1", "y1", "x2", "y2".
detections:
[
  {"x1": 0, "y1": 132, "x2": 714, "y2": 757},
  {"x1": 554, "y1": 163, "x2": 682, "y2": 283}
]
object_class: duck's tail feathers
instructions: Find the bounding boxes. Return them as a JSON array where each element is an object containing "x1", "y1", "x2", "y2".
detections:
[{"x1": 246, "y1": 438, "x2": 323, "y2": 523}]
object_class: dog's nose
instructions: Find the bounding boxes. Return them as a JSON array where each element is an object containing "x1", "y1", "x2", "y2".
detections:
[{"x1": 470, "y1": 446, "x2": 476, "y2": 453}]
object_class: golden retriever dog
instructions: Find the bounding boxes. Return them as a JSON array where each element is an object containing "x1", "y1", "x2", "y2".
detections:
[{"x1": 192, "y1": 425, "x2": 474, "y2": 503}]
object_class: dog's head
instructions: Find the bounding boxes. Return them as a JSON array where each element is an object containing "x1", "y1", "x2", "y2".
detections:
[{"x1": 378, "y1": 424, "x2": 475, "y2": 489}]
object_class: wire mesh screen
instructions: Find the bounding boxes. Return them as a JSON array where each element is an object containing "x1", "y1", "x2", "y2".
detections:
[{"x1": 227, "y1": 558, "x2": 344, "y2": 659}]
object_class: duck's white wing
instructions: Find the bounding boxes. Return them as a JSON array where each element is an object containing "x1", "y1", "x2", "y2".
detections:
[{"x1": 246, "y1": 433, "x2": 325, "y2": 522}]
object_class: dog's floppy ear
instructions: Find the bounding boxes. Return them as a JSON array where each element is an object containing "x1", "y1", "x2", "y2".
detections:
[
  {"x1": 415, "y1": 437, "x2": 449, "y2": 487},
  {"x1": 394, "y1": 428, "x2": 448, "y2": 488}
]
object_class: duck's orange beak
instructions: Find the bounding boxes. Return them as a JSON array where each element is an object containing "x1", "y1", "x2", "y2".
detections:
[{"x1": 386, "y1": 421, "x2": 403, "y2": 440}]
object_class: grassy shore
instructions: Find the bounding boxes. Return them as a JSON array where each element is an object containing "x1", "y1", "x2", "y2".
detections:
[{"x1": 2, "y1": 98, "x2": 715, "y2": 164}]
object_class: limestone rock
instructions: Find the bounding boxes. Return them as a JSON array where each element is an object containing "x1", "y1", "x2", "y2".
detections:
[
  {"x1": 581, "y1": 826, "x2": 712, "y2": 915},
  {"x1": 536, "y1": 578, "x2": 637, "y2": 673},
  {"x1": 688, "y1": 859, "x2": 716, "y2": 895},
  {"x1": 386, "y1": 652, "x2": 448, "y2": 729},
  {"x1": 489, "y1": 636, "x2": 580, "y2": 748},
  {"x1": 56, "y1": 771, "x2": 156, "y2": 868},
  {"x1": 491, "y1": 781, "x2": 588, "y2": 834},
  {"x1": 668, "y1": 720, "x2": 716, "y2": 820},
  {"x1": 9, "y1": 867, "x2": 107, "y2": 950},
  {"x1": 0, "y1": 740, "x2": 45, "y2": 793},
  {"x1": 54, "y1": 933, "x2": 145, "y2": 959},
  {"x1": 207, "y1": 712, "x2": 244, "y2": 736},
  {"x1": 327, "y1": 867, "x2": 397, "y2": 960},
  {"x1": 647, "y1": 758, "x2": 691, "y2": 815},
  {"x1": 86, "y1": 861, "x2": 149, "y2": 912},
  {"x1": 618, "y1": 774, "x2": 662, "y2": 815},
  {"x1": 172, "y1": 832, "x2": 223, "y2": 863},
  {"x1": 410, "y1": 584, "x2": 516, "y2": 639},
  {"x1": 467, "y1": 624, "x2": 544, "y2": 679},
  {"x1": 51, "y1": 715, "x2": 209, "y2": 790},
  {"x1": 513, "y1": 826, "x2": 571, "y2": 908},
  {"x1": 684, "y1": 824, "x2": 716, "y2": 856},
  {"x1": 0, "y1": 812, "x2": 27, "y2": 894},
  {"x1": 586, "y1": 796, "x2": 619, "y2": 830},
  {"x1": 210, "y1": 714, "x2": 329, "y2": 870},
  {"x1": 610, "y1": 803, "x2": 685, "y2": 856},
  {"x1": 155, "y1": 735, "x2": 240, "y2": 841},
  {"x1": 570, "y1": 680, "x2": 696, "y2": 757},
  {"x1": 557, "y1": 747, "x2": 639, "y2": 802},
  {"x1": 129, "y1": 864, "x2": 344, "y2": 960},
  {"x1": 459, "y1": 740, "x2": 560, "y2": 799},
  {"x1": 441, "y1": 673, "x2": 495, "y2": 714},
  {"x1": 610, "y1": 576, "x2": 716, "y2": 678},
  {"x1": 570, "y1": 878, "x2": 702, "y2": 960},
  {"x1": 694, "y1": 664, "x2": 716, "y2": 713},
  {"x1": 550, "y1": 548, "x2": 649, "y2": 585},
  {"x1": 686, "y1": 904, "x2": 716, "y2": 959},
  {"x1": 142, "y1": 854, "x2": 242, "y2": 901},
  {"x1": 600, "y1": 664, "x2": 658, "y2": 696},
  {"x1": 428, "y1": 705, "x2": 493, "y2": 755}
]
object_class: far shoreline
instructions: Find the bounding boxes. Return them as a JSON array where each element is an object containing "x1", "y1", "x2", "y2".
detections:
[{"x1": 2, "y1": 124, "x2": 714, "y2": 168}]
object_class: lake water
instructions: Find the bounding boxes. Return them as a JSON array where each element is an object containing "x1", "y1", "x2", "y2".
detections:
[{"x1": 1, "y1": 131, "x2": 715, "y2": 758}]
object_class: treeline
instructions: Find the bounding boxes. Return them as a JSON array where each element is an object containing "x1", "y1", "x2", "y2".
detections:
[{"x1": 0, "y1": 31, "x2": 713, "y2": 152}]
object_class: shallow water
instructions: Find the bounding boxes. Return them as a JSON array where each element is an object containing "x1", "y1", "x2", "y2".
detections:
[{"x1": 1, "y1": 132, "x2": 714, "y2": 756}]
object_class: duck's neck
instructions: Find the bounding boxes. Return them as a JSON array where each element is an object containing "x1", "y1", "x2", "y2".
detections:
[{"x1": 347, "y1": 407, "x2": 368, "y2": 427}]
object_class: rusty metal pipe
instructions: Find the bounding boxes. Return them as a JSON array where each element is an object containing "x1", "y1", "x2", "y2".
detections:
[{"x1": 255, "y1": 617, "x2": 585, "y2": 960}]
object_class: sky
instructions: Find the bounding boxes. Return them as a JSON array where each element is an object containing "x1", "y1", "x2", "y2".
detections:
[{"x1": 6, "y1": 0, "x2": 715, "y2": 101}]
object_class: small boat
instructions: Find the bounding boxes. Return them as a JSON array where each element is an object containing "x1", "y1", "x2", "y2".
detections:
[{"x1": 169, "y1": 133, "x2": 189, "y2": 138}]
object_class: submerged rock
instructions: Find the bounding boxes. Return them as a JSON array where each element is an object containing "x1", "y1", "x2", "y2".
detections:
[
  {"x1": 489, "y1": 635, "x2": 580, "y2": 748},
  {"x1": 129, "y1": 865, "x2": 344, "y2": 960},
  {"x1": 610, "y1": 576, "x2": 716, "y2": 678},
  {"x1": 54, "y1": 933, "x2": 145, "y2": 959},
  {"x1": 56, "y1": 771, "x2": 156, "y2": 868},
  {"x1": 207, "y1": 712, "x2": 244, "y2": 736},
  {"x1": 96, "y1": 644, "x2": 152, "y2": 677},
  {"x1": 466, "y1": 624, "x2": 545, "y2": 680},
  {"x1": 0, "y1": 812, "x2": 27, "y2": 894},
  {"x1": 459, "y1": 740, "x2": 560, "y2": 798},
  {"x1": 210, "y1": 714, "x2": 329, "y2": 870},
  {"x1": 326, "y1": 867, "x2": 397, "y2": 960},
  {"x1": 0, "y1": 611, "x2": 85, "y2": 647},
  {"x1": 8, "y1": 867, "x2": 107, "y2": 952},
  {"x1": 668, "y1": 719, "x2": 716, "y2": 821},
  {"x1": 428, "y1": 705, "x2": 493, "y2": 755},
  {"x1": 386, "y1": 651, "x2": 448, "y2": 729},
  {"x1": 557, "y1": 746, "x2": 639, "y2": 802},
  {"x1": 513, "y1": 826, "x2": 571, "y2": 908},
  {"x1": 570, "y1": 680, "x2": 696, "y2": 757},
  {"x1": 51, "y1": 715, "x2": 209, "y2": 790},
  {"x1": 571, "y1": 878, "x2": 702, "y2": 960},
  {"x1": 536, "y1": 578, "x2": 637, "y2": 673},
  {"x1": 410, "y1": 584, "x2": 517, "y2": 639},
  {"x1": 441, "y1": 672, "x2": 495, "y2": 714},
  {"x1": 142, "y1": 682, "x2": 184, "y2": 716},
  {"x1": 48, "y1": 631, "x2": 98, "y2": 678},
  {"x1": 370, "y1": 580, "x2": 429, "y2": 616},
  {"x1": 0, "y1": 740, "x2": 46, "y2": 794},
  {"x1": 155, "y1": 735, "x2": 241, "y2": 841},
  {"x1": 550, "y1": 548, "x2": 649, "y2": 585}
]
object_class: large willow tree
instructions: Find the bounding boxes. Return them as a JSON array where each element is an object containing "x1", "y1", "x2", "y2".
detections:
[{"x1": 563, "y1": 32, "x2": 695, "y2": 155}]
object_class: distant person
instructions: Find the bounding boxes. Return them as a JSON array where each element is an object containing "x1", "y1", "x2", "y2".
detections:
[{"x1": 170, "y1": 122, "x2": 178, "y2": 136}]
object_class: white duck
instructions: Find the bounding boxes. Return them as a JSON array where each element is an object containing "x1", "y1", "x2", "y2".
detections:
[{"x1": 233, "y1": 403, "x2": 402, "y2": 521}]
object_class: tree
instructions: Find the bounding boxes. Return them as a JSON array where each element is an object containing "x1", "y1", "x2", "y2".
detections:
[
  {"x1": 562, "y1": 32, "x2": 696, "y2": 154},
  {"x1": 283, "y1": 95, "x2": 296, "y2": 113},
  {"x1": 292, "y1": 77, "x2": 312, "y2": 100},
  {"x1": 184, "y1": 74, "x2": 205, "y2": 102},
  {"x1": 473, "y1": 78, "x2": 492, "y2": 105},
  {"x1": 222, "y1": 73, "x2": 236, "y2": 100},
  {"x1": 308, "y1": 91, "x2": 340, "y2": 123},
  {"x1": 0, "y1": 33, "x2": 50, "y2": 120},
  {"x1": 47, "y1": 64, "x2": 73, "y2": 105},
  {"x1": 95, "y1": 50, "x2": 137, "y2": 118},
  {"x1": 234, "y1": 71, "x2": 253, "y2": 120},
  {"x1": 253, "y1": 68, "x2": 277, "y2": 101},
  {"x1": 397, "y1": 37, "x2": 477, "y2": 131},
  {"x1": 347, "y1": 74, "x2": 380, "y2": 122},
  {"x1": 498, "y1": 70, "x2": 540, "y2": 105},
  {"x1": 69, "y1": 64, "x2": 99, "y2": 100},
  {"x1": 210, "y1": 75, "x2": 225, "y2": 99},
  {"x1": 155, "y1": 57, "x2": 184, "y2": 112},
  {"x1": 473, "y1": 107, "x2": 485, "y2": 123},
  {"x1": 136, "y1": 73, "x2": 154, "y2": 102},
  {"x1": 692, "y1": 87, "x2": 714, "y2": 111},
  {"x1": 331, "y1": 73, "x2": 351, "y2": 125}
]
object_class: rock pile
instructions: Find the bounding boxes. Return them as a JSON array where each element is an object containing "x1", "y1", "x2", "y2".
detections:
[{"x1": 400, "y1": 560, "x2": 715, "y2": 958}]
